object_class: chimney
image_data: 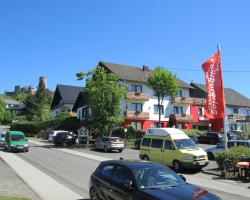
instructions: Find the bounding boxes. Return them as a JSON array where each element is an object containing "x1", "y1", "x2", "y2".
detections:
[{"x1": 143, "y1": 65, "x2": 149, "y2": 71}]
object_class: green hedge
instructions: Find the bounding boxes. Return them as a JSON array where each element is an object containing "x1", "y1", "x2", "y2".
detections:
[
  {"x1": 182, "y1": 129, "x2": 206, "y2": 136},
  {"x1": 215, "y1": 146, "x2": 250, "y2": 170},
  {"x1": 10, "y1": 117, "x2": 82, "y2": 136},
  {"x1": 111, "y1": 126, "x2": 145, "y2": 139}
]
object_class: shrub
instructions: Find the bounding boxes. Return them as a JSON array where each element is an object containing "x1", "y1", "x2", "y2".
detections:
[
  {"x1": 182, "y1": 129, "x2": 206, "y2": 136},
  {"x1": 215, "y1": 146, "x2": 250, "y2": 170},
  {"x1": 10, "y1": 116, "x2": 82, "y2": 136}
]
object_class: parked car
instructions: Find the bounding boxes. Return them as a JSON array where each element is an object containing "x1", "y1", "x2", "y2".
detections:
[
  {"x1": 189, "y1": 135, "x2": 199, "y2": 144},
  {"x1": 0, "y1": 130, "x2": 6, "y2": 147},
  {"x1": 48, "y1": 130, "x2": 66, "y2": 142},
  {"x1": 4, "y1": 131, "x2": 29, "y2": 152},
  {"x1": 139, "y1": 128, "x2": 208, "y2": 172},
  {"x1": 93, "y1": 137, "x2": 124, "y2": 152},
  {"x1": 134, "y1": 139, "x2": 142, "y2": 149},
  {"x1": 197, "y1": 132, "x2": 223, "y2": 144},
  {"x1": 89, "y1": 159, "x2": 221, "y2": 200},
  {"x1": 206, "y1": 140, "x2": 250, "y2": 159},
  {"x1": 53, "y1": 131, "x2": 76, "y2": 147}
]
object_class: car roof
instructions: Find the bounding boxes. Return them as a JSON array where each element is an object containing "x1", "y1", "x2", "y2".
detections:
[
  {"x1": 8, "y1": 131, "x2": 25, "y2": 135},
  {"x1": 101, "y1": 159, "x2": 166, "y2": 170}
]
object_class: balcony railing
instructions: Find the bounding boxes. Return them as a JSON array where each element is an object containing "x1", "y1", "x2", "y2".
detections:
[
  {"x1": 174, "y1": 114, "x2": 193, "y2": 122},
  {"x1": 124, "y1": 111, "x2": 149, "y2": 120},
  {"x1": 228, "y1": 114, "x2": 246, "y2": 121},
  {"x1": 171, "y1": 96, "x2": 207, "y2": 106},
  {"x1": 127, "y1": 92, "x2": 150, "y2": 101}
]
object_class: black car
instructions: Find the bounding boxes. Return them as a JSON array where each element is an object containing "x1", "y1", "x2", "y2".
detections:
[
  {"x1": 53, "y1": 131, "x2": 76, "y2": 147},
  {"x1": 198, "y1": 132, "x2": 223, "y2": 144},
  {"x1": 134, "y1": 139, "x2": 142, "y2": 149},
  {"x1": 89, "y1": 159, "x2": 221, "y2": 200}
]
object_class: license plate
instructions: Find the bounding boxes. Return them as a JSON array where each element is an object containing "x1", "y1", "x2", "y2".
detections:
[
  {"x1": 198, "y1": 161, "x2": 206, "y2": 165},
  {"x1": 17, "y1": 146, "x2": 24, "y2": 149}
]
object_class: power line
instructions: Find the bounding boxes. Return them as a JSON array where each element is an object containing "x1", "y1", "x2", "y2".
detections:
[{"x1": 166, "y1": 67, "x2": 250, "y2": 73}]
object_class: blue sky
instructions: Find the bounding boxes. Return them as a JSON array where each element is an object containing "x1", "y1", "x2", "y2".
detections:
[{"x1": 1, "y1": 0, "x2": 250, "y2": 97}]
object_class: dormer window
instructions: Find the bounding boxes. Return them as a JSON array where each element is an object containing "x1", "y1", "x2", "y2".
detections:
[{"x1": 131, "y1": 85, "x2": 142, "y2": 93}]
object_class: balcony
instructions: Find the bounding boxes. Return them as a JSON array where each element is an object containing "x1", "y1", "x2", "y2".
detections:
[
  {"x1": 171, "y1": 96, "x2": 206, "y2": 106},
  {"x1": 124, "y1": 111, "x2": 149, "y2": 120},
  {"x1": 198, "y1": 116, "x2": 209, "y2": 121},
  {"x1": 174, "y1": 114, "x2": 193, "y2": 122},
  {"x1": 228, "y1": 114, "x2": 246, "y2": 121},
  {"x1": 127, "y1": 92, "x2": 150, "y2": 101}
]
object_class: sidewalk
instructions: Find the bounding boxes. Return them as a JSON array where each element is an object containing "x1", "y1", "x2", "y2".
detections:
[{"x1": 0, "y1": 157, "x2": 41, "y2": 200}]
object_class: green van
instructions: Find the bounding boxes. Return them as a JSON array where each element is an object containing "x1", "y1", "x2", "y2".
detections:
[
  {"x1": 4, "y1": 131, "x2": 29, "y2": 152},
  {"x1": 139, "y1": 128, "x2": 208, "y2": 172}
]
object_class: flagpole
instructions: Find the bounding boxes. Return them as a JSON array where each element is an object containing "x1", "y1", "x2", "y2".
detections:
[{"x1": 218, "y1": 44, "x2": 228, "y2": 152}]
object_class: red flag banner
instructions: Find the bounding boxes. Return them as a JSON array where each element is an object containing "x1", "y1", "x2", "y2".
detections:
[{"x1": 202, "y1": 50, "x2": 226, "y2": 119}]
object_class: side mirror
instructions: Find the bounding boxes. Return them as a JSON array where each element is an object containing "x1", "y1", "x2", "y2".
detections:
[
  {"x1": 123, "y1": 180, "x2": 135, "y2": 191},
  {"x1": 178, "y1": 174, "x2": 186, "y2": 182}
]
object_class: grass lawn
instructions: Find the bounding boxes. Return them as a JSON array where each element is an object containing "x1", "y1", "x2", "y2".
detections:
[{"x1": 0, "y1": 197, "x2": 30, "y2": 200}]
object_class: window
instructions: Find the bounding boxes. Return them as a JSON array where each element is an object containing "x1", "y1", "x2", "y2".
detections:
[
  {"x1": 100, "y1": 165, "x2": 114, "y2": 180},
  {"x1": 198, "y1": 108, "x2": 203, "y2": 116},
  {"x1": 113, "y1": 166, "x2": 133, "y2": 184},
  {"x1": 151, "y1": 139, "x2": 163, "y2": 148},
  {"x1": 164, "y1": 140, "x2": 175, "y2": 150},
  {"x1": 153, "y1": 89, "x2": 159, "y2": 96},
  {"x1": 247, "y1": 110, "x2": 250, "y2": 116},
  {"x1": 141, "y1": 138, "x2": 151, "y2": 147},
  {"x1": 233, "y1": 108, "x2": 238, "y2": 114},
  {"x1": 177, "y1": 124, "x2": 183, "y2": 129},
  {"x1": 174, "y1": 107, "x2": 183, "y2": 114},
  {"x1": 131, "y1": 85, "x2": 142, "y2": 93},
  {"x1": 176, "y1": 90, "x2": 183, "y2": 97},
  {"x1": 131, "y1": 103, "x2": 142, "y2": 112},
  {"x1": 154, "y1": 105, "x2": 164, "y2": 114},
  {"x1": 132, "y1": 122, "x2": 142, "y2": 130}
]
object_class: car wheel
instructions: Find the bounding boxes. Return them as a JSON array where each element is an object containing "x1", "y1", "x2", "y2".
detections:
[
  {"x1": 173, "y1": 160, "x2": 181, "y2": 172},
  {"x1": 104, "y1": 146, "x2": 109, "y2": 153},
  {"x1": 62, "y1": 142, "x2": 67, "y2": 147},
  {"x1": 207, "y1": 152, "x2": 214, "y2": 160},
  {"x1": 143, "y1": 155, "x2": 149, "y2": 161},
  {"x1": 118, "y1": 149, "x2": 123, "y2": 153},
  {"x1": 90, "y1": 187, "x2": 100, "y2": 200}
]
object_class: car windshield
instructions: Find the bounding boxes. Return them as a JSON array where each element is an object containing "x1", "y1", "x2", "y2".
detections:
[
  {"x1": 11, "y1": 135, "x2": 25, "y2": 141},
  {"x1": 132, "y1": 166, "x2": 185, "y2": 189},
  {"x1": 173, "y1": 139, "x2": 197, "y2": 149}
]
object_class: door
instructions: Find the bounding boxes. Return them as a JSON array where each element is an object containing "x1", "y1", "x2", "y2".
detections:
[
  {"x1": 99, "y1": 164, "x2": 115, "y2": 200},
  {"x1": 162, "y1": 140, "x2": 177, "y2": 166},
  {"x1": 149, "y1": 139, "x2": 163, "y2": 163},
  {"x1": 111, "y1": 165, "x2": 135, "y2": 200}
]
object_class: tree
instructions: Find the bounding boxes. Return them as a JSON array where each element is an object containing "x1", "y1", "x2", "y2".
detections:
[
  {"x1": 148, "y1": 66, "x2": 179, "y2": 127},
  {"x1": 77, "y1": 65, "x2": 126, "y2": 136},
  {"x1": 25, "y1": 79, "x2": 52, "y2": 121},
  {"x1": 0, "y1": 99, "x2": 5, "y2": 122}
]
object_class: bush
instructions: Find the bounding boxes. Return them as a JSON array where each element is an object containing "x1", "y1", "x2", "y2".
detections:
[
  {"x1": 111, "y1": 126, "x2": 144, "y2": 139},
  {"x1": 10, "y1": 116, "x2": 82, "y2": 136},
  {"x1": 182, "y1": 129, "x2": 206, "y2": 136},
  {"x1": 215, "y1": 146, "x2": 250, "y2": 170}
]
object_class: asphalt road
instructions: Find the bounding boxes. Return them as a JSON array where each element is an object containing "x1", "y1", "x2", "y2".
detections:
[{"x1": 14, "y1": 142, "x2": 247, "y2": 200}]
